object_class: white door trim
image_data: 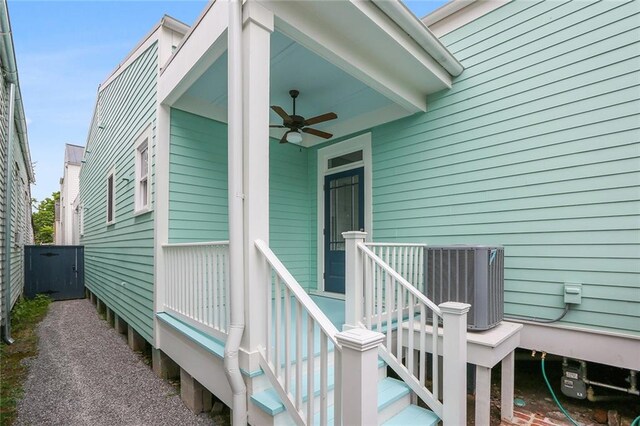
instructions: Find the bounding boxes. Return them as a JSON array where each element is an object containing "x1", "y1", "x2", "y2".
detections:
[{"x1": 316, "y1": 133, "x2": 373, "y2": 294}]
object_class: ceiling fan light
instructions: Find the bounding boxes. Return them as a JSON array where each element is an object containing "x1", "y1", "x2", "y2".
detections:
[{"x1": 286, "y1": 130, "x2": 303, "y2": 144}]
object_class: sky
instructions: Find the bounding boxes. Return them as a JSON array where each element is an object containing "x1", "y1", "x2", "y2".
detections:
[{"x1": 8, "y1": 0, "x2": 448, "y2": 203}]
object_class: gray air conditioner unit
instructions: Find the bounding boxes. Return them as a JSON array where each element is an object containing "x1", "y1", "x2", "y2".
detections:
[{"x1": 424, "y1": 245, "x2": 504, "y2": 330}]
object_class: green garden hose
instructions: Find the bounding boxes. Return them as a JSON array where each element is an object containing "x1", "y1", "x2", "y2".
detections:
[
  {"x1": 631, "y1": 415, "x2": 640, "y2": 426},
  {"x1": 541, "y1": 354, "x2": 579, "y2": 426}
]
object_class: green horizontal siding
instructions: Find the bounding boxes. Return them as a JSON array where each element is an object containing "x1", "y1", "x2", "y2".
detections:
[
  {"x1": 168, "y1": 110, "x2": 314, "y2": 289},
  {"x1": 169, "y1": 108, "x2": 228, "y2": 243},
  {"x1": 79, "y1": 44, "x2": 158, "y2": 344},
  {"x1": 372, "y1": 0, "x2": 640, "y2": 336}
]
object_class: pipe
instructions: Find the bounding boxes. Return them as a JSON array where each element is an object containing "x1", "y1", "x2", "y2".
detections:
[
  {"x1": 224, "y1": 0, "x2": 247, "y2": 424},
  {"x1": 586, "y1": 387, "x2": 635, "y2": 402},
  {"x1": 579, "y1": 361, "x2": 640, "y2": 396},
  {"x1": 506, "y1": 303, "x2": 570, "y2": 324},
  {"x1": 371, "y1": 0, "x2": 464, "y2": 77},
  {"x1": 2, "y1": 83, "x2": 15, "y2": 344}
]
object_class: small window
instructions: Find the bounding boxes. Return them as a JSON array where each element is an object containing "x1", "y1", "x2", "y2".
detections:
[
  {"x1": 328, "y1": 150, "x2": 363, "y2": 169},
  {"x1": 135, "y1": 126, "x2": 152, "y2": 213},
  {"x1": 106, "y1": 168, "x2": 115, "y2": 224}
]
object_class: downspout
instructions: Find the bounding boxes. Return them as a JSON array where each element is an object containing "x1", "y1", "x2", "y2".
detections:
[
  {"x1": 224, "y1": 0, "x2": 247, "y2": 424},
  {"x1": 2, "y1": 83, "x2": 15, "y2": 344}
]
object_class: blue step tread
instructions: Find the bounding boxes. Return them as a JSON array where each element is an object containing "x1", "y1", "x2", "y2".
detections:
[
  {"x1": 156, "y1": 312, "x2": 225, "y2": 359},
  {"x1": 382, "y1": 404, "x2": 440, "y2": 426},
  {"x1": 251, "y1": 375, "x2": 409, "y2": 418}
]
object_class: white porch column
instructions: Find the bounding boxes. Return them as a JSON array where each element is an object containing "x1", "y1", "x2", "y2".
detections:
[
  {"x1": 335, "y1": 328, "x2": 384, "y2": 426},
  {"x1": 241, "y1": 1, "x2": 274, "y2": 366},
  {"x1": 440, "y1": 301, "x2": 470, "y2": 426},
  {"x1": 343, "y1": 231, "x2": 367, "y2": 329}
]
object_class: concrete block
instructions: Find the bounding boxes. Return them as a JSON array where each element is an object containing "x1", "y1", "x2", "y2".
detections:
[
  {"x1": 114, "y1": 314, "x2": 127, "y2": 334},
  {"x1": 127, "y1": 326, "x2": 146, "y2": 352},
  {"x1": 85, "y1": 288, "x2": 89, "y2": 299},
  {"x1": 90, "y1": 292, "x2": 96, "y2": 305},
  {"x1": 106, "y1": 308, "x2": 115, "y2": 327},
  {"x1": 180, "y1": 368, "x2": 213, "y2": 414},
  {"x1": 152, "y1": 348, "x2": 179, "y2": 380},
  {"x1": 96, "y1": 299, "x2": 106, "y2": 315}
]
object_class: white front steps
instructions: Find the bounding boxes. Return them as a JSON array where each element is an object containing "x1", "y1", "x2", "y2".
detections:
[{"x1": 250, "y1": 358, "x2": 438, "y2": 425}]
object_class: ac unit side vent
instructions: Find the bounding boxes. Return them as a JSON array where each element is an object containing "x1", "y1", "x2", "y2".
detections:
[{"x1": 424, "y1": 246, "x2": 504, "y2": 330}]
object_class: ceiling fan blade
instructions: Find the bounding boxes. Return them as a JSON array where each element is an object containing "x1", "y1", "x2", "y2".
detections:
[
  {"x1": 304, "y1": 112, "x2": 337, "y2": 126},
  {"x1": 270, "y1": 124, "x2": 286, "y2": 128},
  {"x1": 271, "y1": 105, "x2": 292, "y2": 122},
  {"x1": 279, "y1": 131, "x2": 289, "y2": 144},
  {"x1": 303, "y1": 127, "x2": 333, "y2": 139}
]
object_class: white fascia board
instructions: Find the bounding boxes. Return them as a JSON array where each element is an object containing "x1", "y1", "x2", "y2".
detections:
[
  {"x1": 261, "y1": 0, "x2": 433, "y2": 113},
  {"x1": 423, "y1": 0, "x2": 510, "y2": 38},
  {"x1": 158, "y1": 0, "x2": 228, "y2": 106},
  {"x1": 518, "y1": 321, "x2": 640, "y2": 371}
]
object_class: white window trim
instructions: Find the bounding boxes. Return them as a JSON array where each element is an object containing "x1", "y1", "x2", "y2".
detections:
[
  {"x1": 134, "y1": 125, "x2": 153, "y2": 215},
  {"x1": 106, "y1": 167, "x2": 116, "y2": 225},
  {"x1": 315, "y1": 133, "x2": 373, "y2": 295}
]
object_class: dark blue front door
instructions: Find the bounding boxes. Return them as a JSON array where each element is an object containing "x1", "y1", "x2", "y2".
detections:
[{"x1": 324, "y1": 167, "x2": 364, "y2": 294}]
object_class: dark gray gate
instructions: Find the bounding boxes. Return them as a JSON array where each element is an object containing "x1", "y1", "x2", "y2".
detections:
[{"x1": 24, "y1": 246, "x2": 84, "y2": 300}]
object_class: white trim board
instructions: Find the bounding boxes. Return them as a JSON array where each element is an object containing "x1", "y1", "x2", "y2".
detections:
[{"x1": 316, "y1": 133, "x2": 373, "y2": 293}]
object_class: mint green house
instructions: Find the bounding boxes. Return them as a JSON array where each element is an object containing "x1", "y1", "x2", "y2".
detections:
[{"x1": 79, "y1": 0, "x2": 639, "y2": 424}]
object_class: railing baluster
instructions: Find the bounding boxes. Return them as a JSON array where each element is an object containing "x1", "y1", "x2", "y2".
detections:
[
  {"x1": 295, "y1": 301, "x2": 303, "y2": 410},
  {"x1": 284, "y1": 285, "x2": 292, "y2": 394},
  {"x1": 334, "y1": 348, "x2": 342, "y2": 426},
  {"x1": 408, "y1": 293, "x2": 414, "y2": 373},
  {"x1": 420, "y1": 304, "x2": 426, "y2": 385},
  {"x1": 365, "y1": 255, "x2": 372, "y2": 329},
  {"x1": 320, "y1": 335, "x2": 328, "y2": 426},
  {"x1": 432, "y1": 310, "x2": 439, "y2": 401},
  {"x1": 386, "y1": 271, "x2": 393, "y2": 351},
  {"x1": 376, "y1": 260, "x2": 383, "y2": 333},
  {"x1": 275, "y1": 275, "x2": 282, "y2": 379},
  {"x1": 396, "y1": 277, "x2": 403, "y2": 359},
  {"x1": 306, "y1": 314, "x2": 314, "y2": 425},
  {"x1": 266, "y1": 259, "x2": 272, "y2": 363}
]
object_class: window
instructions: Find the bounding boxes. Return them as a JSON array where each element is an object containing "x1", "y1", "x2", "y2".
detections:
[
  {"x1": 106, "y1": 168, "x2": 115, "y2": 224},
  {"x1": 135, "y1": 126, "x2": 152, "y2": 213}
]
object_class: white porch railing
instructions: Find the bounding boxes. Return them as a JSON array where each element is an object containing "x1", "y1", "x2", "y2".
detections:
[
  {"x1": 255, "y1": 240, "x2": 343, "y2": 426},
  {"x1": 162, "y1": 241, "x2": 230, "y2": 340},
  {"x1": 366, "y1": 242, "x2": 427, "y2": 292},
  {"x1": 344, "y1": 232, "x2": 469, "y2": 425}
]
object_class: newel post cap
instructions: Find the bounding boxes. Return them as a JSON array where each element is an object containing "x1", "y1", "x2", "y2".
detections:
[
  {"x1": 439, "y1": 302, "x2": 471, "y2": 315},
  {"x1": 336, "y1": 328, "x2": 384, "y2": 352},
  {"x1": 342, "y1": 231, "x2": 367, "y2": 240}
]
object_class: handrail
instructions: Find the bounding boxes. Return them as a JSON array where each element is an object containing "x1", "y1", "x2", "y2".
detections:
[
  {"x1": 255, "y1": 240, "x2": 341, "y2": 345},
  {"x1": 162, "y1": 240, "x2": 229, "y2": 248},
  {"x1": 365, "y1": 242, "x2": 428, "y2": 247},
  {"x1": 358, "y1": 243, "x2": 441, "y2": 315},
  {"x1": 357, "y1": 241, "x2": 444, "y2": 418},
  {"x1": 255, "y1": 239, "x2": 342, "y2": 425}
]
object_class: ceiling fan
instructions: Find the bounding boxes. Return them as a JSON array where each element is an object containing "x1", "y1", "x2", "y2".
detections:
[{"x1": 270, "y1": 90, "x2": 337, "y2": 144}]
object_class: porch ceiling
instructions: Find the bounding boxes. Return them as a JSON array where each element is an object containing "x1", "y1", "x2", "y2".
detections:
[
  {"x1": 164, "y1": 0, "x2": 458, "y2": 146},
  {"x1": 174, "y1": 30, "x2": 401, "y2": 146}
]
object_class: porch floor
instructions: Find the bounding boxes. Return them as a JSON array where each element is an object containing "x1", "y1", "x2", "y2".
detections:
[{"x1": 309, "y1": 295, "x2": 345, "y2": 329}]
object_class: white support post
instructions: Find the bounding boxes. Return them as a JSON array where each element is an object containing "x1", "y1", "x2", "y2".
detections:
[
  {"x1": 335, "y1": 328, "x2": 384, "y2": 426},
  {"x1": 440, "y1": 301, "x2": 470, "y2": 426},
  {"x1": 241, "y1": 1, "x2": 273, "y2": 369},
  {"x1": 343, "y1": 231, "x2": 367, "y2": 329},
  {"x1": 501, "y1": 350, "x2": 515, "y2": 422}
]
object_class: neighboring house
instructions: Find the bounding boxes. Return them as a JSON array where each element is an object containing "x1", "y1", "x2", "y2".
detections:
[
  {"x1": 55, "y1": 143, "x2": 83, "y2": 245},
  {"x1": 79, "y1": 1, "x2": 639, "y2": 424},
  {"x1": 0, "y1": 0, "x2": 35, "y2": 341}
]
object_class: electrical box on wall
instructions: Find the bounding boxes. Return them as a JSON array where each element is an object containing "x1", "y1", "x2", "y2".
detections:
[{"x1": 564, "y1": 283, "x2": 582, "y2": 304}]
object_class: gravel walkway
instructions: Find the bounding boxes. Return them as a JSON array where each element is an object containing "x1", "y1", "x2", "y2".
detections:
[{"x1": 15, "y1": 299, "x2": 214, "y2": 426}]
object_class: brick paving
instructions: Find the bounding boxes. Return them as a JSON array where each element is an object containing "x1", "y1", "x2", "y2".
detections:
[{"x1": 501, "y1": 408, "x2": 572, "y2": 426}]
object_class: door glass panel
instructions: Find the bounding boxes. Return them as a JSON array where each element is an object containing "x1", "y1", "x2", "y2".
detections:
[
  {"x1": 329, "y1": 174, "x2": 360, "y2": 251},
  {"x1": 328, "y1": 150, "x2": 363, "y2": 169}
]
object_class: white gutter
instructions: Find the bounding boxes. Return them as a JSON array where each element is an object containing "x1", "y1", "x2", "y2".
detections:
[
  {"x1": 0, "y1": 0, "x2": 34, "y2": 183},
  {"x1": 224, "y1": 0, "x2": 247, "y2": 424},
  {"x1": 371, "y1": 0, "x2": 464, "y2": 77},
  {"x1": 2, "y1": 82, "x2": 15, "y2": 344}
]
